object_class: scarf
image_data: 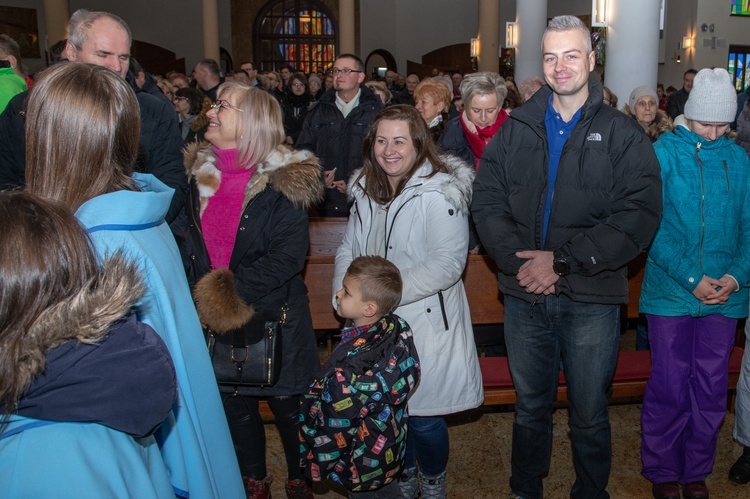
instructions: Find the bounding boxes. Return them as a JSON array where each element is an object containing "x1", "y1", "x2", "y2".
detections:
[{"x1": 460, "y1": 109, "x2": 508, "y2": 169}]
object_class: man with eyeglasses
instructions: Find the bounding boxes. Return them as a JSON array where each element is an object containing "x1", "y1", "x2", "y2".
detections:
[
  {"x1": 240, "y1": 61, "x2": 260, "y2": 87},
  {"x1": 297, "y1": 53, "x2": 384, "y2": 216}
]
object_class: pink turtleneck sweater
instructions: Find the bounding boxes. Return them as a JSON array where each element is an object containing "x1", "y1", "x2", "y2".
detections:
[{"x1": 201, "y1": 147, "x2": 256, "y2": 269}]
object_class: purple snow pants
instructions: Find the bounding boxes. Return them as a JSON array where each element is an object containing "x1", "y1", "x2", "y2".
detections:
[{"x1": 641, "y1": 314, "x2": 737, "y2": 484}]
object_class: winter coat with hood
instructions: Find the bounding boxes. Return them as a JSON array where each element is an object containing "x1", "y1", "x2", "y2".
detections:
[
  {"x1": 0, "y1": 257, "x2": 178, "y2": 499},
  {"x1": 333, "y1": 156, "x2": 484, "y2": 416},
  {"x1": 296, "y1": 84, "x2": 384, "y2": 216},
  {"x1": 472, "y1": 81, "x2": 663, "y2": 305},
  {"x1": 300, "y1": 313, "x2": 420, "y2": 491},
  {"x1": 183, "y1": 142, "x2": 324, "y2": 397},
  {"x1": 640, "y1": 124, "x2": 750, "y2": 319},
  {"x1": 75, "y1": 172, "x2": 245, "y2": 499}
]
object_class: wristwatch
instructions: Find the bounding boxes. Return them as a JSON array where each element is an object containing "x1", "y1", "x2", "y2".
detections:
[{"x1": 553, "y1": 250, "x2": 570, "y2": 276}]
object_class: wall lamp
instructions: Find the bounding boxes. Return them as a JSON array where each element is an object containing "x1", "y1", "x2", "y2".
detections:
[
  {"x1": 470, "y1": 38, "x2": 479, "y2": 58},
  {"x1": 592, "y1": 0, "x2": 609, "y2": 27},
  {"x1": 682, "y1": 36, "x2": 693, "y2": 50},
  {"x1": 506, "y1": 22, "x2": 518, "y2": 48}
]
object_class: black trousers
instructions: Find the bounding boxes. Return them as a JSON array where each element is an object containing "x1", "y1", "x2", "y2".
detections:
[{"x1": 222, "y1": 393, "x2": 303, "y2": 480}]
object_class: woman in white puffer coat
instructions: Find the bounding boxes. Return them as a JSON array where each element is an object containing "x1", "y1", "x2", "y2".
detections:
[{"x1": 333, "y1": 105, "x2": 483, "y2": 499}]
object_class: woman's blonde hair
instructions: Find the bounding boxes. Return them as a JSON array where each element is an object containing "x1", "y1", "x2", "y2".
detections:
[
  {"x1": 414, "y1": 79, "x2": 452, "y2": 114},
  {"x1": 25, "y1": 62, "x2": 138, "y2": 210},
  {"x1": 217, "y1": 82, "x2": 285, "y2": 167}
]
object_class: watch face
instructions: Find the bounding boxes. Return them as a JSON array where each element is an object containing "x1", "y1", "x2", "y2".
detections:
[{"x1": 553, "y1": 259, "x2": 570, "y2": 276}]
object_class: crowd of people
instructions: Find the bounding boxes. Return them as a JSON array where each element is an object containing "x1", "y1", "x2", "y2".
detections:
[{"x1": 3, "y1": 8, "x2": 750, "y2": 499}]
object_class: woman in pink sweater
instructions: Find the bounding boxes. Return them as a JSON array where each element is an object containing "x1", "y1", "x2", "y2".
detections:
[{"x1": 178, "y1": 82, "x2": 324, "y2": 499}]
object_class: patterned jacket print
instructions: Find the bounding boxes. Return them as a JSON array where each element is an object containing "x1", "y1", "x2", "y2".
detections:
[{"x1": 300, "y1": 313, "x2": 420, "y2": 491}]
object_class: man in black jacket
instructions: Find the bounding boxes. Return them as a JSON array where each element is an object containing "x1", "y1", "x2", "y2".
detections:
[
  {"x1": 666, "y1": 68, "x2": 696, "y2": 119},
  {"x1": 472, "y1": 16, "x2": 662, "y2": 499},
  {"x1": 0, "y1": 9, "x2": 187, "y2": 224},
  {"x1": 297, "y1": 53, "x2": 383, "y2": 216}
]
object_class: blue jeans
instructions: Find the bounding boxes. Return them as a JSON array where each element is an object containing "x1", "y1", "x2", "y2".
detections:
[
  {"x1": 504, "y1": 294, "x2": 620, "y2": 499},
  {"x1": 403, "y1": 416, "x2": 449, "y2": 477}
]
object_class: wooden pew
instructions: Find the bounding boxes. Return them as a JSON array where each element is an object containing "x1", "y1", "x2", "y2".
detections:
[{"x1": 298, "y1": 218, "x2": 743, "y2": 408}]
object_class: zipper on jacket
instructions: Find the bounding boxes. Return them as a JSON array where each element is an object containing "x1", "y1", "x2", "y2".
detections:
[
  {"x1": 437, "y1": 290, "x2": 449, "y2": 330},
  {"x1": 724, "y1": 160, "x2": 730, "y2": 191},
  {"x1": 383, "y1": 185, "x2": 421, "y2": 259},
  {"x1": 695, "y1": 143, "x2": 706, "y2": 304}
]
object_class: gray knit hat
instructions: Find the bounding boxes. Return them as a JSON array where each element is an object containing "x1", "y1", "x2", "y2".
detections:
[
  {"x1": 684, "y1": 68, "x2": 737, "y2": 123},
  {"x1": 629, "y1": 86, "x2": 658, "y2": 110}
]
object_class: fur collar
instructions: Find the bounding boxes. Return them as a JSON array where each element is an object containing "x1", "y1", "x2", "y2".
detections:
[
  {"x1": 621, "y1": 105, "x2": 674, "y2": 141},
  {"x1": 184, "y1": 141, "x2": 324, "y2": 216},
  {"x1": 348, "y1": 154, "x2": 475, "y2": 214},
  {"x1": 8, "y1": 255, "x2": 143, "y2": 401}
]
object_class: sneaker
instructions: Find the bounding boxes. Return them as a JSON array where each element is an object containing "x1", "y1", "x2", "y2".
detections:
[
  {"x1": 420, "y1": 472, "x2": 446, "y2": 499},
  {"x1": 398, "y1": 467, "x2": 419, "y2": 499},
  {"x1": 243, "y1": 474, "x2": 272, "y2": 499},
  {"x1": 285, "y1": 479, "x2": 314, "y2": 499}
]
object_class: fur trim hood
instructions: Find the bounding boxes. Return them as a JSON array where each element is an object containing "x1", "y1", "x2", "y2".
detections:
[
  {"x1": 347, "y1": 154, "x2": 475, "y2": 214},
  {"x1": 6, "y1": 255, "x2": 144, "y2": 402},
  {"x1": 184, "y1": 141, "x2": 324, "y2": 216},
  {"x1": 621, "y1": 105, "x2": 674, "y2": 141}
]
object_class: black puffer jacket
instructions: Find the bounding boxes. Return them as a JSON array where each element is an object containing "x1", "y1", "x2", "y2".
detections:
[
  {"x1": 472, "y1": 81, "x2": 662, "y2": 304},
  {"x1": 182, "y1": 143, "x2": 324, "y2": 396},
  {"x1": 133, "y1": 84, "x2": 188, "y2": 224},
  {"x1": 296, "y1": 85, "x2": 384, "y2": 216}
]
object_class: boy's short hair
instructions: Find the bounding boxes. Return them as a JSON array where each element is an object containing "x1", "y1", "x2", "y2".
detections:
[{"x1": 345, "y1": 256, "x2": 402, "y2": 315}]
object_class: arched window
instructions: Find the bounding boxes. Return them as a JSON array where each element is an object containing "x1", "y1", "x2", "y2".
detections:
[{"x1": 255, "y1": 0, "x2": 336, "y2": 74}]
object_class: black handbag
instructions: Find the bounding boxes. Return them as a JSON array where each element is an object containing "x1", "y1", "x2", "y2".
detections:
[{"x1": 206, "y1": 304, "x2": 287, "y2": 390}]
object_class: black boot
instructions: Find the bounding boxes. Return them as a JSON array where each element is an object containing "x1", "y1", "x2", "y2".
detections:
[{"x1": 729, "y1": 446, "x2": 750, "y2": 484}]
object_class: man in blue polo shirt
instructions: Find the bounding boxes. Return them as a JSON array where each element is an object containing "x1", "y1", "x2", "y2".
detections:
[{"x1": 472, "y1": 15, "x2": 662, "y2": 499}]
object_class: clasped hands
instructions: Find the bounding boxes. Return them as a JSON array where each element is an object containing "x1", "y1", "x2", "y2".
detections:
[
  {"x1": 692, "y1": 275, "x2": 737, "y2": 305},
  {"x1": 516, "y1": 250, "x2": 559, "y2": 295},
  {"x1": 324, "y1": 169, "x2": 346, "y2": 193}
]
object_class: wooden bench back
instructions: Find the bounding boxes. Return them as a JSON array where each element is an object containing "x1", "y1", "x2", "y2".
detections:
[{"x1": 303, "y1": 217, "x2": 645, "y2": 330}]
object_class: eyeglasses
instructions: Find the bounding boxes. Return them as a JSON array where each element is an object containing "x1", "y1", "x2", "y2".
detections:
[
  {"x1": 291, "y1": 82, "x2": 305, "y2": 88},
  {"x1": 328, "y1": 68, "x2": 363, "y2": 76},
  {"x1": 211, "y1": 100, "x2": 243, "y2": 113},
  {"x1": 173, "y1": 96, "x2": 188, "y2": 102}
]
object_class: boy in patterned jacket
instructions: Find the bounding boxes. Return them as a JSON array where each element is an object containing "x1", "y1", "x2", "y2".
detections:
[{"x1": 300, "y1": 256, "x2": 420, "y2": 498}]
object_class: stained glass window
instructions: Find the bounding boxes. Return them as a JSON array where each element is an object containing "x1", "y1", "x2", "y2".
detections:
[
  {"x1": 255, "y1": 0, "x2": 336, "y2": 74},
  {"x1": 729, "y1": 45, "x2": 750, "y2": 91}
]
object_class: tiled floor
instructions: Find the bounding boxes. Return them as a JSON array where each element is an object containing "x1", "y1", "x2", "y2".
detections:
[{"x1": 262, "y1": 330, "x2": 748, "y2": 498}]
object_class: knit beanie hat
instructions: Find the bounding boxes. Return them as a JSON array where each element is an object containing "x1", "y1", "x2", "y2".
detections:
[
  {"x1": 308, "y1": 74, "x2": 322, "y2": 86},
  {"x1": 629, "y1": 86, "x2": 658, "y2": 110},
  {"x1": 684, "y1": 68, "x2": 737, "y2": 123}
]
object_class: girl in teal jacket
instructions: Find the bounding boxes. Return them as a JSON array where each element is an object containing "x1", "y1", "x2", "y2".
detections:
[{"x1": 639, "y1": 68, "x2": 750, "y2": 499}]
